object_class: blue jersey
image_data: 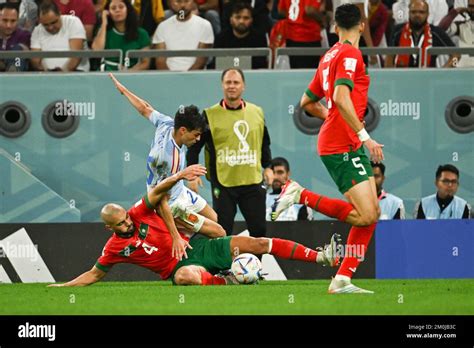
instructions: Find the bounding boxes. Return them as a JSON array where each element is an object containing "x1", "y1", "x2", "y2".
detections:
[{"x1": 146, "y1": 110, "x2": 186, "y2": 202}]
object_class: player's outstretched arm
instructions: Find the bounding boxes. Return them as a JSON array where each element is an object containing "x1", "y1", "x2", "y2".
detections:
[
  {"x1": 300, "y1": 93, "x2": 328, "y2": 120},
  {"x1": 147, "y1": 164, "x2": 207, "y2": 208},
  {"x1": 333, "y1": 85, "x2": 384, "y2": 163},
  {"x1": 47, "y1": 266, "x2": 106, "y2": 287},
  {"x1": 109, "y1": 73, "x2": 154, "y2": 118},
  {"x1": 156, "y1": 196, "x2": 192, "y2": 261}
]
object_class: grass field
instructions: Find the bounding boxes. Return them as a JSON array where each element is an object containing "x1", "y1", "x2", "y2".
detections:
[{"x1": 1, "y1": 279, "x2": 473, "y2": 315}]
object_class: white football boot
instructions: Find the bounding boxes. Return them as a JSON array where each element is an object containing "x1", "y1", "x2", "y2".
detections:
[
  {"x1": 328, "y1": 277, "x2": 374, "y2": 294},
  {"x1": 271, "y1": 180, "x2": 304, "y2": 221}
]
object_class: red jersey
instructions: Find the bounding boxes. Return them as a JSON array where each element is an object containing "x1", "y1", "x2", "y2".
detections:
[
  {"x1": 278, "y1": 0, "x2": 322, "y2": 42},
  {"x1": 54, "y1": 0, "x2": 97, "y2": 26},
  {"x1": 96, "y1": 197, "x2": 187, "y2": 280},
  {"x1": 306, "y1": 41, "x2": 370, "y2": 155}
]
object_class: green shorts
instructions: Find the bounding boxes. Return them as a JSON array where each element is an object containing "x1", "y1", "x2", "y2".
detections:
[
  {"x1": 320, "y1": 147, "x2": 373, "y2": 194},
  {"x1": 170, "y1": 234, "x2": 233, "y2": 283}
]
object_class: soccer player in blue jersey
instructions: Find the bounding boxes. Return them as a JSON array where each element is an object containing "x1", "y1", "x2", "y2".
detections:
[{"x1": 110, "y1": 73, "x2": 225, "y2": 261}]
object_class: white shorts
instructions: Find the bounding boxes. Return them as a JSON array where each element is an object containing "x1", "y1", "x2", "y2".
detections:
[{"x1": 169, "y1": 186, "x2": 207, "y2": 232}]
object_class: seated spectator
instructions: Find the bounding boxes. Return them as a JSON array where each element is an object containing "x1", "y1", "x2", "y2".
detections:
[
  {"x1": 214, "y1": 1, "x2": 268, "y2": 69},
  {"x1": 152, "y1": 0, "x2": 213, "y2": 71},
  {"x1": 392, "y1": 0, "x2": 448, "y2": 26},
  {"x1": 221, "y1": 0, "x2": 273, "y2": 35},
  {"x1": 415, "y1": 164, "x2": 471, "y2": 219},
  {"x1": 278, "y1": 0, "x2": 325, "y2": 68},
  {"x1": 6, "y1": 0, "x2": 37, "y2": 32},
  {"x1": 30, "y1": 1, "x2": 90, "y2": 71},
  {"x1": 369, "y1": 0, "x2": 389, "y2": 46},
  {"x1": 195, "y1": 0, "x2": 220, "y2": 35},
  {"x1": 0, "y1": 2, "x2": 30, "y2": 71},
  {"x1": 385, "y1": 0, "x2": 459, "y2": 68},
  {"x1": 371, "y1": 162, "x2": 405, "y2": 219},
  {"x1": 92, "y1": 0, "x2": 150, "y2": 71},
  {"x1": 53, "y1": 0, "x2": 96, "y2": 42},
  {"x1": 266, "y1": 157, "x2": 313, "y2": 221},
  {"x1": 439, "y1": 0, "x2": 474, "y2": 67},
  {"x1": 131, "y1": 0, "x2": 164, "y2": 36}
]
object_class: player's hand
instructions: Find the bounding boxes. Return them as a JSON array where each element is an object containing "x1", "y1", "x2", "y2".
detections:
[
  {"x1": 188, "y1": 177, "x2": 203, "y2": 193},
  {"x1": 364, "y1": 138, "x2": 384, "y2": 163},
  {"x1": 172, "y1": 236, "x2": 192, "y2": 261},
  {"x1": 179, "y1": 164, "x2": 207, "y2": 181},
  {"x1": 109, "y1": 73, "x2": 127, "y2": 95}
]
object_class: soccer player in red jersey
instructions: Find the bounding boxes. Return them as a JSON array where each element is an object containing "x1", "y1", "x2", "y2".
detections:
[
  {"x1": 273, "y1": 4, "x2": 384, "y2": 294},
  {"x1": 48, "y1": 165, "x2": 342, "y2": 287}
]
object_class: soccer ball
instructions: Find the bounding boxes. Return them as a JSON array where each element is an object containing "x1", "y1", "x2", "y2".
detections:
[{"x1": 231, "y1": 253, "x2": 262, "y2": 284}]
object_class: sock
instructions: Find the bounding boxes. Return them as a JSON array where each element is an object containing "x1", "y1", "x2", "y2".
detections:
[
  {"x1": 300, "y1": 189, "x2": 354, "y2": 222},
  {"x1": 200, "y1": 271, "x2": 226, "y2": 285},
  {"x1": 336, "y1": 223, "x2": 377, "y2": 278},
  {"x1": 270, "y1": 238, "x2": 318, "y2": 262}
]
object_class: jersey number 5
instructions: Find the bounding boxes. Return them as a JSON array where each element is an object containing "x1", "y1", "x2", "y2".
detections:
[
  {"x1": 352, "y1": 157, "x2": 367, "y2": 176},
  {"x1": 322, "y1": 67, "x2": 332, "y2": 109}
]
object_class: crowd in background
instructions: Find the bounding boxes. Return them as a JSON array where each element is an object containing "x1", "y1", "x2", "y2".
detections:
[{"x1": 0, "y1": 0, "x2": 472, "y2": 71}]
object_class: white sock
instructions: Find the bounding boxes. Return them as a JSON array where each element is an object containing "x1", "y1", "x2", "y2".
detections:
[{"x1": 335, "y1": 274, "x2": 351, "y2": 283}]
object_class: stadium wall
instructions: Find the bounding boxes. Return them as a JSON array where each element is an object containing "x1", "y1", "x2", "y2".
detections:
[
  {"x1": 0, "y1": 70, "x2": 473, "y2": 223},
  {"x1": 0, "y1": 220, "x2": 472, "y2": 283}
]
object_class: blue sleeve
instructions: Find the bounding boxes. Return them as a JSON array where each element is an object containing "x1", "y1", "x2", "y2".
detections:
[{"x1": 149, "y1": 110, "x2": 174, "y2": 128}]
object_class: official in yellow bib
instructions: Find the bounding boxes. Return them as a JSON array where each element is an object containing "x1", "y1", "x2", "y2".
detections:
[{"x1": 187, "y1": 68, "x2": 273, "y2": 238}]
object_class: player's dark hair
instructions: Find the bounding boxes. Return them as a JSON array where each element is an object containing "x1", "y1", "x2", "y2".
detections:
[
  {"x1": 270, "y1": 157, "x2": 290, "y2": 172},
  {"x1": 231, "y1": 1, "x2": 253, "y2": 16},
  {"x1": 104, "y1": 0, "x2": 139, "y2": 41},
  {"x1": 39, "y1": 0, "x2": 61, "y2": 16},
  {"x1": 221, "y1": 68, "x2": 245, "y2": 83},
  {"x1": 335, "y1": 3, "x2": 361, "y2": 30},
  {"x1": 174, "y1": 105, "x2": 207, "y2": 132},
  {"x1": 371, "y1": 161, "x2": 385, "y2": 175},
  {"x1": 436, "y1": 164, "x2": 459, "y2": 180},
  {"x1": 0, "y1": 2, "x2": 20, "y2": 14}
]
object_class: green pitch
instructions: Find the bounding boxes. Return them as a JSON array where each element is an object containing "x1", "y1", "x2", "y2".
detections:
[{"x1": 1, "y1": 279, "x2": 473, "y2": 315}]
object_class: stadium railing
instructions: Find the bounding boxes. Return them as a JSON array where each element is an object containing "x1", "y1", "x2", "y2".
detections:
[
  {"x1": 275, "y1": 47, "x2": 422, "y2": 67},
  {"x1": 125, "y1": 48, "x2": 273, "y2": 69},
  {"x1": 424, "y1": 47, "x2": 474, "y2": 68},
  {"x1": 0, "y1": 49, "x2": 123, "y2": 69}
]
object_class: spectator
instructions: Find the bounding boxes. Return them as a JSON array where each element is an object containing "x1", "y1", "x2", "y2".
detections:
[
  {"x1": 92, "y1": 0, "x2": 150, "y2": 71},
  {"x1": 439, "y1": 0, "x2": 474, "y2": 67},
  {"x1": 221, "y1": 0, "x2": 273, "y2": 35},
  {"x1": 278, "y1": 0, "x2": 326, "y2": 68},
  {"x1": 214, "y1": 1, "x2": 268, "y2": 69},
  {"x1": 152, "y1": 0, "x2": 213, "y2": 71},
  {"x1": 266, "y1": 157, "x2": 313, "y2": 221},
  {"x1": 131, "y1": 0, "x2": 164, "y2": 36},
  {"x1": 195, "y1": 0, "x2": 220, "y2": 35},
  {"x1": 385, "y1": 0, "x2": 459, "y2": 68},
  {"x1": 371, "y1": 162, "x2": 405, "y2": 220},
  {"x1": 0, "y1": 2, "x2": 30, "y2": 71},
  {"x1": 30, "y1": 1, "x2": 90, "y2": 71},
  {"x1": 187, "y1": 68, "x2": 273, "y2": 238},
  {"x1": 53, "y1": 0, "x2": 96, "y2": 42},
  {"x1": 392, "y1": 0, "x2": 448, "y2": 26},
  {"x1": 5, "y1": 0, "x2": 37, "y2": 32},
  {"x1": 368, "y1": 0, "x2": 389, "y2": 47},
  {"x1": 415, "y1": 164, "x2": 471, "y2": 219}
]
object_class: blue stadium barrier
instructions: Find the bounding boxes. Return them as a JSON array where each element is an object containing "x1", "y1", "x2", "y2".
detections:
[{"x1": 375, "y1": 220, "x2": 473, "y2": 279}]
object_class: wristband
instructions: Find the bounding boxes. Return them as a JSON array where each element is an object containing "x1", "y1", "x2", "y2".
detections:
[{"x1": 357, "y1": 128, "x2": 371, "y2": 142}]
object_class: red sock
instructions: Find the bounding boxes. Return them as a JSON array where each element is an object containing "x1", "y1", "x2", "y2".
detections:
[
  {"x1": 337, "y1": 223, "x2": 376, "y2": 278},
  {"x1": 200, "y1": 271, "x2": 226, "y2": 285},
  {"x1": 300, "y1": 189, "x2": 353, "y2": 222},
  {"x1": 270, "y1": 238, "x2": 318, "y2": 262}
]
